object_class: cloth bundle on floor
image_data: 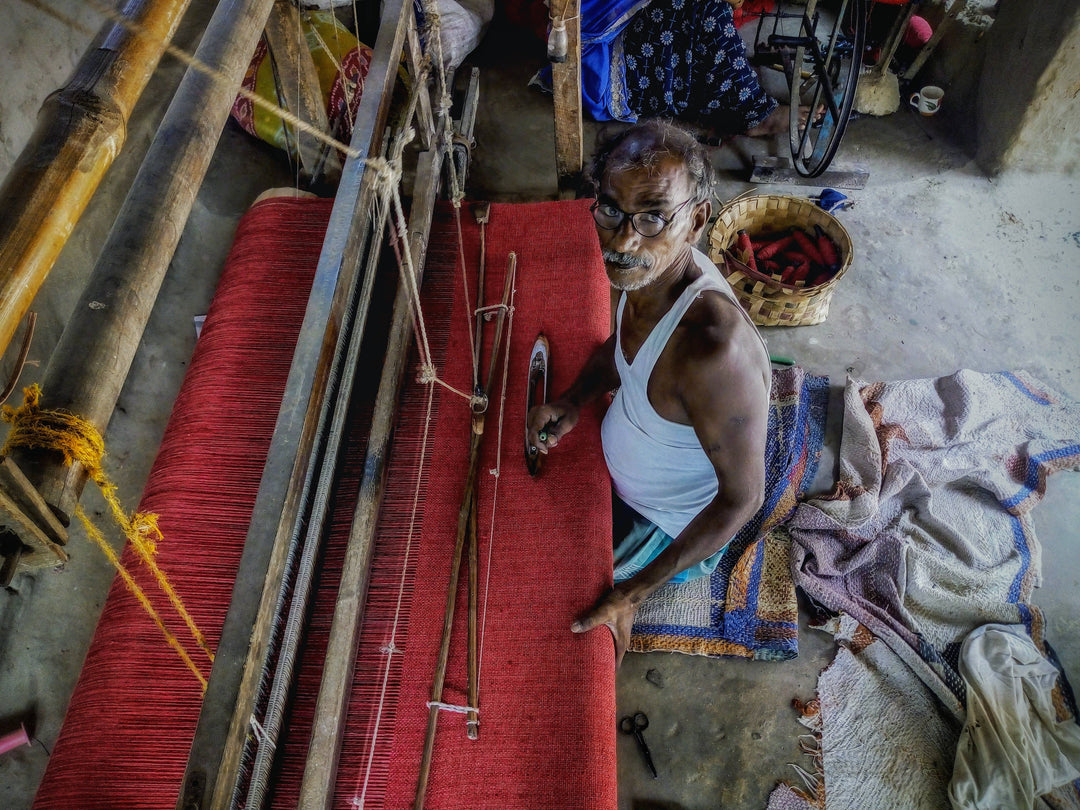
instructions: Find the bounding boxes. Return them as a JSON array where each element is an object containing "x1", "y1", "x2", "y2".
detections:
[
  {"x1": 629, "y1": 366, "x2": 828, "y2": 660},
  {"x1": 768, "y1": 370, "x2": 1080, "y2": 809},
  {"x1": 33, "y1": 197, "x2": 618, "y2": 808}
]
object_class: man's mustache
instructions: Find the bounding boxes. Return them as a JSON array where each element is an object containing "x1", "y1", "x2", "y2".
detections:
[{"x1": 602, "y1": 249, "x2": 652, "y2": 269}]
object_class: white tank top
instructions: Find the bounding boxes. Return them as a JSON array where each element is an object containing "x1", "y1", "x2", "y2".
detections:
[{"x1": 601, "y1": 248, "x2": 768, "y2": 539}]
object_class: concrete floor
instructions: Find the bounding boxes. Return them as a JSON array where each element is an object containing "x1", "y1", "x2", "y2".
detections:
[{"x1": 2, "y1": 8, "x2": 1079, "y2": 810}]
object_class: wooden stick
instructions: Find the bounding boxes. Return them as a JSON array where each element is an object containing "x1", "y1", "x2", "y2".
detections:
[
  {"x1": 262, "y1": 0, "x2": 341, "y2": 183},
  {"x1": 405, "y1": 16, "x2": 435, "y2": 151},
  {"x1": 0, "y1": 0, "x2": 200, "y2": 361},
  {"x1": 467, "y1": 251, "x2": 515, "y2": 737},
  {"x1": 902, "y1": 0, "x2": 963, "y2": 82},
  {"x1": 466, "y1": 487, "x2": 480, "y2": 740},
  {"x1": 462, "y1": 242, "x2": 508, "y2": 744},
  {"x1": 472, "y1": 202, "x2": 491, "y2": 374},
  {"x1": 415, "y1": 252, "x2": 516, "y2": 806},
  {"x1": 414, "y1": 430, "x2": 484, "y2": 809},
  {"x1": 483, "y1": 254, "x2": 517, "y2": 397}
]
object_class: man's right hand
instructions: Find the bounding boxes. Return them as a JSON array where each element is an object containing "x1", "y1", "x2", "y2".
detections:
[{"x1": 526, "y1": 399, "x2": 579, "y2": 454}]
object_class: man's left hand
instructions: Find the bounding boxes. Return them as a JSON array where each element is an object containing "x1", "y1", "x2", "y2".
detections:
[{"x1": 571, "y1": 586, "x2": 639, "y2": 669}]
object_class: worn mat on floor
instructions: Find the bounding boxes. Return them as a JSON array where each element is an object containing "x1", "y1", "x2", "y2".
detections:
[
  {"x1": 769, "y1": 370, "x2": 1080, "y2": 809},
  {"x1": 32, "y1": 197, "x2": 618, "y2": 809},
  {"x1": 629, "y1": 366, "x2": 829, "y2": 660}
]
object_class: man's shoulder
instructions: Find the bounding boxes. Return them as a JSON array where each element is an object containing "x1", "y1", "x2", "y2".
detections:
[
  {"x1": 680, "y1": 283, "x2": 746, "y2": 344},
  {"x1": 675, "y1": 288, "x2": 766, "y2": 379}
]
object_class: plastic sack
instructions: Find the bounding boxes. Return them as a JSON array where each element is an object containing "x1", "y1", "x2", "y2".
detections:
[
  {"x1": 435, "y1": 0, "x2": 493, "y2": 71},
  {"x1": 231, "y1": 11, "x2": 374, "y2": 160},
  {"x1": 395, "y1": 0, "x2": 493, "y2": 72}
]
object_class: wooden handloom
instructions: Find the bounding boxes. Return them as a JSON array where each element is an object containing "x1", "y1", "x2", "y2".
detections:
[{"x1": 4, "y1": 0, "x2": 617, "y2": 807}]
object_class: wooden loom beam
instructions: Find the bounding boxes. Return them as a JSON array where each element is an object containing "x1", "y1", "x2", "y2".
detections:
[
  {"x1": 178, "y1": 0, "x2": 426, "y2": 805},
  {"x1": 262, "y1": 0, "x2": 342, "y2": 182},
  {"x1": 297, "y1": 141, "x2": 446, "y2": 807},
  {"x1": 0, "y1": 0, "x2": 198, "y2": 362},
  {"x1": 5, "y1": 0, "x2": 279, "y2": 554},
  {"x1": 550, "y1": 0, "x2": 583, "y2": 197},
  {"x1": 300, "y1": 65, "x2": 483, "y2": 807}
]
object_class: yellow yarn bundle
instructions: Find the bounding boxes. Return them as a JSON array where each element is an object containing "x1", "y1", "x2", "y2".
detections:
[{"x1": 2, "y1": 385, "x2": 212, "y2": 690}]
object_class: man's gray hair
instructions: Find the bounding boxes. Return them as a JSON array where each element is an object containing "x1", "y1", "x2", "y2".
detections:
[{"x1": 588, "y1": 120, "x2": 715, "y2": 204}]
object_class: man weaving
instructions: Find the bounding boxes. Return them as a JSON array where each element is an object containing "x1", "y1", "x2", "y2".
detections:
[{"x1": 526, "y1": 120, "x2": 772, "y2": 666}]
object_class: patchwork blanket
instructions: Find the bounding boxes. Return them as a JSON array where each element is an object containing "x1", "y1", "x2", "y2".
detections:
[
  {"x1": 769, "y1": 370, "x2": 1080, "y2": 809},
  {"x1": 629, "y1": 365, "x2": 828, "y2": 660}
]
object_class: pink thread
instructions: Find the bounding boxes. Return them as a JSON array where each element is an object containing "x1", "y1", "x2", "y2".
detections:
[{"x1": 0, "y1": 724, "x2": 31, "y2": 756}]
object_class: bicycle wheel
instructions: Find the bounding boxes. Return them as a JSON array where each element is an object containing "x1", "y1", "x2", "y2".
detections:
[{"x1": 787, "y1": 0, "x2": 866, "y2": 177}]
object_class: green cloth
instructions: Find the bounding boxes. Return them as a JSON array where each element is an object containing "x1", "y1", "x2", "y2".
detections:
[{"x1": 612, "y1": 495, "x2": 726, "y2": 583}]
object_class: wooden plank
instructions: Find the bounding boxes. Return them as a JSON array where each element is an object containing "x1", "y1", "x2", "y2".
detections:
[
  {"x1": 177, "y1": 0, "x2": 415, "y2": 806},
  {"x1": 750, "y1": 155, "x2": 869, "y2": 189},
  {"x1": 550, "y1": 0, "x2": 583, "y2": 195},
  {"x1": 0, "y1": 457, "x2": 67, "y2": 548},
  {"x1": 0, "y1": 490, "x2": 67, "y2": 581},
  {"x1": 262, "y1": 0, "x2": 341, "y2": 182},
  {"x1": 298, "y1": 132, "x2": 446, "y2": 810}
]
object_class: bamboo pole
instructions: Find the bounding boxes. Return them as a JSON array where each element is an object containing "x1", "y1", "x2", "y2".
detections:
[
  {"x1": 0, "y1": 0, "x2": 198, "y2": 362},
  {"x1": 7, "y1": 0, "x2": 278, "y2": 528}
]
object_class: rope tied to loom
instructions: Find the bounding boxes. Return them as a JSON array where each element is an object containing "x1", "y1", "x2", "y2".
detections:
[
  {"x1": 475, "y1": 302, "x2": 513, "y2": 319},
  {"x1": 364, "y1": 150, "x2": 408, "y2": 201},
  {"x1": 1, "y1": 384, "x2": 213, "y2": 688},
  {"x1": 2, "y1": 383, "x2": 103, "y2": 471},
  {"x1": 415, "y1": 364, "x2": 488, "y2": 411}
]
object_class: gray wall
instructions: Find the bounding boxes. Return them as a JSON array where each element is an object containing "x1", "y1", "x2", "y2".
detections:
[{"x1": 975, "y1": 0, "x2": 1080, "y2": 173}]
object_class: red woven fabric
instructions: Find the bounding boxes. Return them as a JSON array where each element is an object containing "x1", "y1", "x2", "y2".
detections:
[{"x1": 32, "y1": 197, "x2": 616, "y2": 809}]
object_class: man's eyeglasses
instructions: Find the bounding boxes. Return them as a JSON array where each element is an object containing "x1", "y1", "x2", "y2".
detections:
[{"x1": 590, "y1": 196, "x2": 695, "y2": 238}]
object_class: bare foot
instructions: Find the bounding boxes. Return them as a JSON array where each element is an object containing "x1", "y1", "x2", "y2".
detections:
[
  {"x1": 744, "y1": 104, "x2": 826, "y2": 137},
  {"x1": 745, "y1": 104, "x2": 790, "y2": 137}
]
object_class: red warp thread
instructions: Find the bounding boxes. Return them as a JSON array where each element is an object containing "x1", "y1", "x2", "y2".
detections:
[{"x1": 34, "y1": 197, "x2": 617, "y2": 809}]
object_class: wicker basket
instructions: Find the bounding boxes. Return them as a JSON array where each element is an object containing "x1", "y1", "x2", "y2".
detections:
[{"x1": 707, "y1": 194, "x2": 853, "y2": 326}]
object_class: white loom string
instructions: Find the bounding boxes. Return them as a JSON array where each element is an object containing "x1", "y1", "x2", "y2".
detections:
[
  {"x1": 355, "y1": 382, "x2": 436, "y2": 807},
  {"x1": 479, "y1": 261, "x2": 517, "y2": 692}
]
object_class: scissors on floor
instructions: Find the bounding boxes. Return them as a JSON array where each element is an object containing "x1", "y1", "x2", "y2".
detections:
[{"x1": 619, "y1": 711, "x2": 658, "y2": 779}]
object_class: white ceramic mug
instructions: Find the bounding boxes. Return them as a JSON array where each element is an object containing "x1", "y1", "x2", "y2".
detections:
[{"x1": 909, "y1": 85, "x2": 944, "y2": 116}]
